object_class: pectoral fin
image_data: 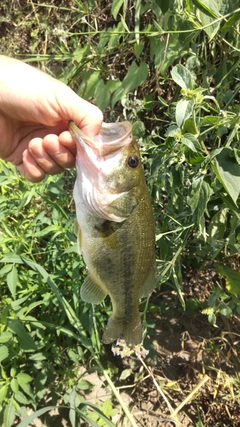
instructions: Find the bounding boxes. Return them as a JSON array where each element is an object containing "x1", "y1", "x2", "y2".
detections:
[
  {"x1": 140, "y1": 262, "x2": 158, "y2": 298},
  {"x1": 81, "y1": 274, "x2": 107, "y2": 304},
  {"x1": 107, "y1": 192, "x2": 138, "y2": 220},
  {"x1": 74, "y1": 219, "x2": 82, "y2": 254}
]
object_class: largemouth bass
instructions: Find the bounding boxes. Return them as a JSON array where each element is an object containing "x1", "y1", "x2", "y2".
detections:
[{"x1": 69, "y1": 120, "x2": 157, "y2": 352}]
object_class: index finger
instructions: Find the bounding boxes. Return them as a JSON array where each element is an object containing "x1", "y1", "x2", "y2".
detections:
[{"x1": 55, "y1": 85, "x2": 103, "y2": 138}]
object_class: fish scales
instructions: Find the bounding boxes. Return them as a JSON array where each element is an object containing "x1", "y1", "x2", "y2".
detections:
[{"x1": 69, "y1": 120, "x2": 157, "y2": 350}]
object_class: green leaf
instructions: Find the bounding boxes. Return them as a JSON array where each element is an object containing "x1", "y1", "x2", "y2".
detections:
[
  {"x1": 208, "y1": 208, "x2": 228, "y2": 240},
  {"x1": 171, "y1": 64, "x2": 194, "y2": 90},
  {"x1": 0, "y1": 331, "x2": 13, "y2": 343},
  {"x1": 78, "y1": 402, "x2": 116, "y2": 427},
  {"x1": 221, "y1": 11, "x2": 240, "y2": 37},
  {"x1": 14, "y1": 390, "x2": 31, "y2": 405},
  {"x1": 87, "y1": 412, "x2": 99, "y2": 422},
  {"x1": 132, "y1": 120, "x2": 145, "y2": 138},
  {"x1": 0, "y1": 254, "x2": 23, "y2": 264},
  {"x1": 28, "y1": 352, "x2": 47, "y2": 361},
  {"x1": 182, "y1": 119, "x2": 197, "y2": 134},
  {"x1": 201, "y1": 115, "x2": 219, "y2": 126},
  {"x1": 111, "y1": 61, "x2": 148, "y2": 107},
  {"x1": 194, "y1": 0, "x2": 218, "y2": 18},
  {"x1": 0, "y1": 345, "x2": 8, "y2": 362},
  {"x1": 0, "y1": 264, "x2": 13, "y2": 276},
  {"x1": 134, "y1": 42, "x2": 144, "y2": 59},
  {"x1": 18, "y1": 382, "x2": 33, "y2": 398},
  {"x1": 165, "y1": 124, "x2": 179, "y2": 137},
  {"x1": 187, "y1": 177, "x2": 201, "y2": 212},
  {"x1": 16, "y1": 406, "x2": 56, "y2": 427},
  {"x1": 8, "y1": 319, "x2": 37, "y2": 351},
  {"x1": 0, "y1": 384, "x2": 8, "y2": 403},
  {"x1": 185, "y1": 149, "x2": 205, "y2": 165},
  {"x1": 69, "y1": 390, "x2": 76, "y2": 427},
  {"x1": 119, "y1": 368, "x2": 132, "y2": 380},
  {"x1": 11, "y1": 295, "x2": 29, "y2": 309},
  {"x1": 16, "y1": 373, "x2": 33, "y2": 385},
  {"x1": 77, "y1": 380, "x2": 93, "y2": 391},
  {"x1": 108, "y1": 22, "x2": 125, "y2": 49},
  {"x1": 73, "y1": 45, "x2": 89, "y2": 63},
  {"x1": 194, "y1": 0, "x2": 220, "y2": 40},
  {"x1": 31, "y1": 28, "x2": 38, "y2": 37},
  {"x1": 111, "y1": 0, "x2": 124, "y2": 19},
  {"x1": 218, "y1": 265, "x2": 240, "y2": 297},
  {"x1": 7, "y1": 264, "x2": 18, "y2": 300},
  {"x1": 77, "y1": 413, "x2": 102, "y2": 427},
  {"x1": 102, "y1": 398, "x2": 112, "y2": 417},
  {"x1": 154, "y1": 35, "x2": 182, "y2": 75},
  {"x1": 188, "y1": 177, "x2": 212, "y2": 224},
  {"x1": 79, "y1": 70, "x2": 101, "y2": 100},
  {"x1": 94, "y1": 79, "x2": 111, "y2": 111},
  {"x1": 212, "y1": 148, "x2": 240, "y2": 205},
  {"x1": 4, "y1": 396, "x2": 16, "y2": 427},
  {"x1": 195, "y1": 0, "x2": 238, "y2": 39},
  {"x1": 120, "y1": 14, "x2": 130, "y2": 32},
  {"x1": 208, "y1": 312, "x2": 216, "y2": 326},
  {"x1": 10, "y1": 377, "x2": 19, "y2": 394},
  {"x1": 234, "y1": 148, "x2": 240, "y2": 166},
  {"x1": 218, "y1": 302, "x2": 232, "y2": 318},
  {"x1": 186, "y1": 298, "x2": 201, "y2": 313},
  {"x1": 176, "y1": 99, "x2": 195, "y2": 128},
  {"x1": 197, "y1": 180, "x2": 212, "y2": 222},
  {"x1": 182, "y1": 134, "x2": 199, "y2": 152},
  {"x1": 34, "y1": 225, "x2": 60, "y2": 237},
  {"x1": 10, "y1": 367, "x2": 17, "y2": 377}
]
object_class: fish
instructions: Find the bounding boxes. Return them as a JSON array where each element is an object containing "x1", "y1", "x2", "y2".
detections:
[{"x1": 69, "y1": 120, "x2": 157, "y2": 352}]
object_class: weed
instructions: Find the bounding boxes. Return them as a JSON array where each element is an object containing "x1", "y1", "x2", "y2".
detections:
[{"x1": 0, "y1": 0, "x2": 239, "y2": 426}]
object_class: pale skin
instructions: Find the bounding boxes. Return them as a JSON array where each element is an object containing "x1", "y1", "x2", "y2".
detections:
[{"x1": 0, "y1": 55, "x2": 103, "y2": 182}]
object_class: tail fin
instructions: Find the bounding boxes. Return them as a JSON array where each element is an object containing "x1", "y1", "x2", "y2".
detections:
[{"x1": 102, "y1": 314, "x2": 142, "y2": 346}]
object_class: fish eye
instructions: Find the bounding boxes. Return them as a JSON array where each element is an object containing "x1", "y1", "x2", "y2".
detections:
[{"x1": 128, "y1": 155, "x2": 139, "y2": 168}]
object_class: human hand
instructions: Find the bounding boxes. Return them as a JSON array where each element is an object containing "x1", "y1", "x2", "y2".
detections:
[{"x1": 0, "y1": 55, "x2": 103, "y2": 182}]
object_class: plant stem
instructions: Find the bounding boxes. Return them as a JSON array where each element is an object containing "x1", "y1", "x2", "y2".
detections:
[{"x1": 101, "y1": 366, "x2": 139, "y2": 427}]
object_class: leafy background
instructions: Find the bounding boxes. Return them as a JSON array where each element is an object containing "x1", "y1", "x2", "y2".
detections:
[{"x1": 0, "y1": 1, "x2": 240, "y2": 426}]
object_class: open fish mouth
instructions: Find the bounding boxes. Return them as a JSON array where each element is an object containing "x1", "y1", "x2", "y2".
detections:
[{"x1": 69, "y1": 121, "x2": 133, "y2": 156}]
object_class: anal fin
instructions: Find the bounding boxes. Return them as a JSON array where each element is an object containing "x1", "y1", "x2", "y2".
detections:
[{"x1": 81, "y1": 275, "x2": 107, "y2": 304}]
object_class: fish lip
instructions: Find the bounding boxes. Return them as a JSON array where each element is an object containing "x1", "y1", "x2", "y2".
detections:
[{"x1": 69, "y1": 121, "x2": 132, "y2": 155}]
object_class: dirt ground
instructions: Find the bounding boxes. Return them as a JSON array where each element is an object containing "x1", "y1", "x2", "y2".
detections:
[{"x1": 124, "y1": 266, "x2": 240, "y2": 427}]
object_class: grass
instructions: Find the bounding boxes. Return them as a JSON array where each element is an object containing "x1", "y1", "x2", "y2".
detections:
[{"x1": 0, "y1": 0, "x2": 240, "y2": 426}]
